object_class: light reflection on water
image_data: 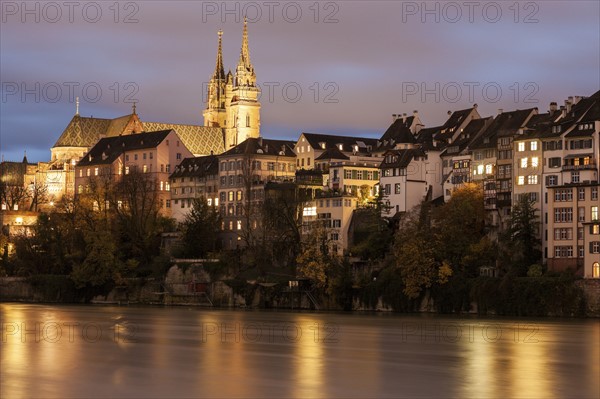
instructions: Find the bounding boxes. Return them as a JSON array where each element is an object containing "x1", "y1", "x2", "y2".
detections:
[{"x1": 1, "y1": 304, "x2": 598, "y2": 399}]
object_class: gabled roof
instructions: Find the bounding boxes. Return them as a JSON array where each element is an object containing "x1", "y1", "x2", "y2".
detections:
[
  {"x1": 379, "y1": 148, "x2": 425, "y2": 169},
  {"x1": 77, "y1": 130, "x2": 173, "y2": 167},
  {"x1": 170, "y1": 155, "x2": 219, "y2": 179},
  {"x1": 222, "y1": 137, "x2": 296, "y2": 157},
  {"x1": 441, "y1": 117, "x2": 492, "y2": 156},
  {"x1": 315, "y1": 146, "x2": 350, "y2": 161},
  {"x1": 433, "y1": 107, "x2": 479, "y2": 142},
  {"x1": 54, "y1": 115, "x2": 113, "y2": 148},
  {"x1": 517, "y1": 110, "x2": 562, "y2": 140},
  {"x1": 53, "y1": 112, "x2": 226, "y2": 156},
  {"x1": 415, "y1": 126, "x2": 442, "y2": 151},
  {"x1": 378, "y1": 118, "x2": 417, "y2": 149},
  {"x1": 143, "y1": 122, "x2": 224, "y2": 155},
  {"x1": 300, "y1": 133, "x2": 378, "y2": 154}
]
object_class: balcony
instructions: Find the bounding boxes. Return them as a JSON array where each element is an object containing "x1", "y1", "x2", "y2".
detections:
[{"x1": 562, "y1": 162, "x2": 597, "y2": 171}]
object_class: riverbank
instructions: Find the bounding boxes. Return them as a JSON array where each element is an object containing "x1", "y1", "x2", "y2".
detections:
[{"x1": 2, "y1": 270, "x2": 600, "y2": 317}]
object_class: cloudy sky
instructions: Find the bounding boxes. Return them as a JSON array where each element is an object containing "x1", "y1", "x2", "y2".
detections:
[{"x1": 1, "y1": 1, "x2": 599, "y2": 162}]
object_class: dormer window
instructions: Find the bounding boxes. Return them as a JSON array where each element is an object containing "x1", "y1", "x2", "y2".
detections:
[
  {"x1": 319, "y1": 142, "x2": 326, "y2": 149},
  {"x1": 338, "y1": 144, "x2": 343, "y2": 151}
]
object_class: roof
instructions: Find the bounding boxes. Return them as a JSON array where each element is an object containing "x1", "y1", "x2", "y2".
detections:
[
  {"x1": 379, "y1": 148, "x2": 425, "y2": 169},
  {"x1": 315, "y1": 146, "x2": 350, "y2": 161},
  {"x1": 76, "y1": 130, "x2": 172, "y2": 167},
  {"x1": 143, "y1": 122, "x2": 224, "y2": 155},
  {"x1": 170, "y1": 155, "x2": 219, "y2": 179},
  {"x1": 470, "y1": 109, "x2": 536, "y2": 149},
  {"x1": 441, "y1": 117, "x2": 492, "y2": 156},
  {"x1": 221, "y1": 137, "x2": 296, "y2": 157},
  {"x1": 433, "y1": 107, "x2": 479, "y2": 142},
  {"x1": 415, "y1": 126, "x2": 441, "y2": 150},
  {"x1": 53, "y1": 113, "x2": 225, "y2": 156},
  {"x1": 378, "y1": 118, "x2": 417, "y2": 149},
  {"x1": 301, "y1": 133, "x2": 378, "y2": 154}
]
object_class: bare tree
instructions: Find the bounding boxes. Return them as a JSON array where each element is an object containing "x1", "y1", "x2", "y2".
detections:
[
  {"x1": 0, "y1": 182, "x2": 28, "y2": 210},
  {"x1": 27, "y1": 181, "x2": 49, "y2": 211}
]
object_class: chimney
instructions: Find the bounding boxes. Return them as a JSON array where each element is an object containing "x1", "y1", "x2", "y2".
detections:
[
  {"x1": 549, "y1": 102, "x2": 558, "y2": 112},
  {"x1": 392, "y1": 114, "x2": 397, "y2": 122},
  {"x1": 565, "y1": 98, "x2": 572, "y2": 113},
  {"x1": 402, "y1": 113, "x2": 407, "y2": 123},
  {"x1": 258, "y1": 137, "x2": 263, "y2": 147},
  {"x1": 413, "y1": 110, "x2": 418, "y2": 117},
  {"x1": 473, "y1": 103, "x2": 478, "y2": 109},
  {"x1": 560, "y1": 105, "x2": 566, "y2": 117},
  {"x1": 447, "y1": 110, "x2": 452, "y2": 116},
  {"x1": 497, "y1": 109, "x2": 503, "y2": 115},
  {"x1": 573, "y1": 96, "x2": 582, "y2": 104}
]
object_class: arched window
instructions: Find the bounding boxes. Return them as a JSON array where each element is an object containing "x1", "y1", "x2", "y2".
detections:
[{"x1": 593, "y1": 262, "x2": 600, "y2": 278}]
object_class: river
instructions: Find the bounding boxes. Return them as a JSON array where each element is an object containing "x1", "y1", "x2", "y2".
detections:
[{"x1": 1, "y1": 303, "x2": 598, "y2": 398}]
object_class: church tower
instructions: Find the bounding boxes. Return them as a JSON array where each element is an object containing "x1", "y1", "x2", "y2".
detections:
[
  {"x1": 203, "y1": 30, "x2": 227, "y2": 128},
  {"x1": 203, "y1": 18, "x2": 261, "y2": 149},
  {"x1": 225, "y1": 17, "x2": 261, "y2": 148}
]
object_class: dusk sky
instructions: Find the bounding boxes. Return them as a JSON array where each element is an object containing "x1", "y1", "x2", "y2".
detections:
[{"x1": 1, "y1": 0, "x2": 599, "y2": 162}]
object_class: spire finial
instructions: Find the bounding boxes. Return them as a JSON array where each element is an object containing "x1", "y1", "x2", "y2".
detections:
[
  {"x1": 212, "y1": 29, "x2": 225, "y2": 80},
  {"x1": 239, "y1": 16, "x2": 251, "y2": 67},
  {"x1": 132, "y1": 102, "x2": 137, "y2": 115},
  {"x1": 75, "y1": 97, "x2": 80, "y2": 115}
]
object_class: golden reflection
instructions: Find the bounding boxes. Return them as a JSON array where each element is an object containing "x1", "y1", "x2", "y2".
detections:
[
  {"x1": 293, "y1": 316, "x2": 324, "y2": 398},
  {"x1": 462, "y1": 324, "x2": 496, "y2": 398},
  {"x1": 509, "y1": 324, "x2": 552, "y2": 398}
]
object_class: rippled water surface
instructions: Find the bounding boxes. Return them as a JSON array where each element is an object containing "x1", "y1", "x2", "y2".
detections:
[{"x1": 1, "y1": 303, "x2": 598, "y2": 398}]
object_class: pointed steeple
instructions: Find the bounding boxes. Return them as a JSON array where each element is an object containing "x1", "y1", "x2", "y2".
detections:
[
  {"x1": 238, "y1": 16, "x2": 252, "y2": 69},
  {"x1": 236, "y1": 16, "x2": 256, "y2": 87},
  {"x1": 213, "y1": 29, "x2": 225, "y2": 80},
  {"x1": 22, "y1": 150, "x2": 28, "y2": 164}
]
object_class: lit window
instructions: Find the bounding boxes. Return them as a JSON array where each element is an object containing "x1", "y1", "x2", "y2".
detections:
[
  {"x1": 237, "y1": 220, "x2": 242, "y2": 230},
  {"x1": 518, "y1": 142, "x2": 525, "y2": 152},
  {"x1": 125, "y1": 166, "x2": 130, "y2": 175},
  {"x1": 485, "y1": 164, "x2": 493, "y2": 175},
  {"x1": 530, "y1": 141, "x2": 538, "y2": 151},
  {"x1": 592, "y1": 206, "x2": 599, "y2": 221},
  {"x1": 143, "y1": 165, "x2": 148, "y2": 173},
  {"x1": 518, "y1": 176, "x2": 524, "y2": 185},
  {"x1": 593, "y1": 262, "x2": 600, "y2": 278},
  {"x1": 531, "y1": 157, "x2": 539, "y2": 168},
  {"x1": 528, "y1": 175, "x2": 538, "y2": 185},
  {"x1": 520, "y1": 158, "x2": 527, "y2": 168},
  {"x1": 477, "y1": 165, "x2": 484, "y2": 175}
]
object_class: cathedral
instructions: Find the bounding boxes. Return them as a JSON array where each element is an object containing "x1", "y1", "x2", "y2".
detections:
[
  {"x1": 36, "y1": 19, "x2": 261, "y2": 202},
  {"x1": 203, "y1": 17, "x2": 262, "y2": 149}
]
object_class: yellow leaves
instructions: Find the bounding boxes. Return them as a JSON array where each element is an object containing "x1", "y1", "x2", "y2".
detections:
[{"x1": 438, "y1": 261, "x2": 453, "y2": 285}]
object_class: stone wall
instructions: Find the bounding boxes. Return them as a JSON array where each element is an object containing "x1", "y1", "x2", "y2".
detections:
[{"x1": 576, "y1": 279, "x2": 600, "y2": 317}]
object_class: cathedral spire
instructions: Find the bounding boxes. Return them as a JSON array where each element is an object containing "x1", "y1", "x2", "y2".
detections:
[
  {"x1": 213, "y1": 29, "x2": 225, "y2": 80},
  {"x1": 238, "y1": 16, "x2": 252, "y2": 70}
]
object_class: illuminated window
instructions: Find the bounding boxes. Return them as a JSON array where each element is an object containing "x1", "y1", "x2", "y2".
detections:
[
  {"x1": 518, "y1": 142, "x2": 525, "y2": 152},
  {"x1": 593, "y1": 262, "x2": 600, "y2": 278},
  {"x1": 477, "y1": 165, "x2": 484, "y2": 175},
  {"x1": 237, "y1": 220, "x2": 242, "y2": 230},
  {"x1": 125, "y1": 166, "x2": 130, "y2": 175},
  {"x1": 485, "y1": 164, "x2": 493, "y2": 175},
  {"x1": 527, "y1": 175, "x2": 538, "y2": 185},
  {"x1": 302, "y1": 206, "x2": 316, "y2": 217},
  {"x1": 518, "y1": 176, "x2": 524, "y2": 185},
  {"x1": 592, "y1": 206, "x2": 599, "y2": 221},
  {"x1": 520, "y1": 158, "x2": 527, "y2": 168},
  {"x1": 530, "y1": 141, "x2": 538, "y2": 151},
  {"x1": 531, "y1": 157, "x2": 539, "y2": 168},
  {"x1": 143, "y1": 165, "x2": 148, "y2": 173}
]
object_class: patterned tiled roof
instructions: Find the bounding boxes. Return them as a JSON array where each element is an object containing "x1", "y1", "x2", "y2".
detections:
[
  {"x1": 143, "y1": 122, "x2": 224, "y2": 156},
  {"x1": 53, "y1": 115, "x2": 112, "y2": 148},
  {"x1": 53, "y1": 113, "x2": 226, "y2": 157}
]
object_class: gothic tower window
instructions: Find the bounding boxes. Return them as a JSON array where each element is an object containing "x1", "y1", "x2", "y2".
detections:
[{"x1": 246, "y1": 114, "x2": 250, "y2": 127}]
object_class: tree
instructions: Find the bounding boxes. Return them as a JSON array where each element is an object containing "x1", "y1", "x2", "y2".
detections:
[
  {"x1": 27, "y1": 181, "x2": 49, "y2": 211},
  {"x1": 180, "y1": 197, "x2": 221, "y2": 258},
  {"x1": 71, "y1": 230, "x2": 121, "y2": 288},
  {"x1": 432, "y1": 184, "x2": 487, "y2": 276},
  {"x1": 296, "y1": 222, "x2": 337, "y2": 289},
  {"x1": 502, "y1": 193, "x2": 541, "y2": 276},
  {"x1": 392, "y1": 204, "x2": 448, "y2": 299},
  {"x1": 0, "y1": 182, "x2": 28, "y2": 210}
]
